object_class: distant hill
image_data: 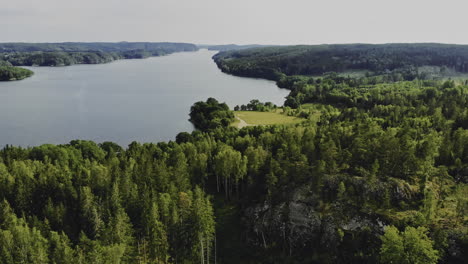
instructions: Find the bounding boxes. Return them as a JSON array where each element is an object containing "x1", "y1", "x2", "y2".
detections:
[
  {"x1": 0, "y1": 42, "x2": 198, "y2": 67},
  {"x1": 0, "y1": 42, "x2": 198, "y2": 53},
  {"x1": 199, "y1": 44, "x2": 276, "y2": 51},
  {"x1": 213, "y1": 43, "x2": 468, "y2": 81}
]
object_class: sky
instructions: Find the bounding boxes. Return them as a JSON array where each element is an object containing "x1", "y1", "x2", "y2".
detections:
[{"x1": 2, "y1": 0, "x2": 468, "y2": 45}]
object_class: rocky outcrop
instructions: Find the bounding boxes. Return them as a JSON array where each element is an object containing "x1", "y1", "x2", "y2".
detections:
[{"x1": 242, "y1": 182, "x2": 386, "y2": 260}]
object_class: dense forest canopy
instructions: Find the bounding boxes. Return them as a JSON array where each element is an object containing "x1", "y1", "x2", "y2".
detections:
[
  {"x1": 0, "y1": 43, "x2": 467, "y2": 263},
  {"x1": 213, "y1": 43, "x2": 468, "y2": 81},
  {"x1": 0, "y1": 77, "x2": 467, "y2": 263}
]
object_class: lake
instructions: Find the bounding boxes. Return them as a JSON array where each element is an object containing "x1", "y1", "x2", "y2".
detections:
[{"x1": 0, "y1": 49, "x2": 289, "y2": 147}]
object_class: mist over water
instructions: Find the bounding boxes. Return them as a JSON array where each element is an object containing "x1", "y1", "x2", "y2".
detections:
[{"x1": 0, "y1": 49, "x2": 289, "y2": 147}]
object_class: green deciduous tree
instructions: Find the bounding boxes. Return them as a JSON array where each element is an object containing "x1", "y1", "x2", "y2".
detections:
[{"x1": 380, "y1": 226, "x2": 439, "y2": 264}]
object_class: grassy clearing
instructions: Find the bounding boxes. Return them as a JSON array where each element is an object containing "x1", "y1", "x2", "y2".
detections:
[{"x1": 232, "y1": 110, "x2": 304, "y2": 128}]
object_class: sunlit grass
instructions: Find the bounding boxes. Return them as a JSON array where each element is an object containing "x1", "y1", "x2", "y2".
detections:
[{"x1": 232, "y1": 110, "x2": 304, "y2": 128}]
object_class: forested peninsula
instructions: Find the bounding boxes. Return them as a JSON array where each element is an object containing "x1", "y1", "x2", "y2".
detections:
[
  {"x1": 0, "y1": 61, "x2": 33, "y2": 81},
  {"x1": 213, "y1": 43, "x2": 468, "y2": 81},
  {"x1": 0, "y1": 44, "x2": 466, "y2": 264},
  {"x1": 0, "y1": 42, "x2": 198, "y2": 81}
]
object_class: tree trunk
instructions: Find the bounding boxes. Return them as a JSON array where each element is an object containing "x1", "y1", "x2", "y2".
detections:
[
  {"x1": 261, "y1": 231, "x2": 267, "y2": 249},
  {"x1": 207, "y1": 236, "x2": 210, "y2": 264},
  {"x1": 200, "y1": 236, "x2": 205, "y2": 264},
  {"x1": 225, "y1": 176, "x2": 228, "y2": 199}
]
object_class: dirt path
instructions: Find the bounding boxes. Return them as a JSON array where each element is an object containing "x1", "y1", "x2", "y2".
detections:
[{"x1": 235, "y1": 116, "x2": 249, "y2": 129}]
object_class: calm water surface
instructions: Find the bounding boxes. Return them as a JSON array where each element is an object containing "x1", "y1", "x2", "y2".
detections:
[{"x1": 0, "y1": 50, "x2": 289, "y2": 147}]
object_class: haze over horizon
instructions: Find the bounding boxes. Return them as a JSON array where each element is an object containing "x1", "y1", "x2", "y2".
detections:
[{"x1": 2, "y1": 0, "x2": 468, "y2": 45}]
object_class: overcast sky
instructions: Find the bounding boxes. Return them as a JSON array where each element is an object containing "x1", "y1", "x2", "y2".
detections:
[{"x1": 2, "y1": 0, "x2": 467, "y2": 45}]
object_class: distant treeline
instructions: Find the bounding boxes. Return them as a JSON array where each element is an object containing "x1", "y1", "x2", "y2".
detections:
[
  {"x1": 0, "y1": 42, "x2": 198, "y2": 53},
  {"x1": 213, "y1": 43, "x2": 468, "y2": 81},
  {"x1": 0, "y1": 42, "x2": 198, "y2": 67},
  {"x1": 2, "y1": 52, "x2": 121, "y2": 67},
  {"x1": 200, "y1": 44, "x2": 275, "y2": 52}
]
